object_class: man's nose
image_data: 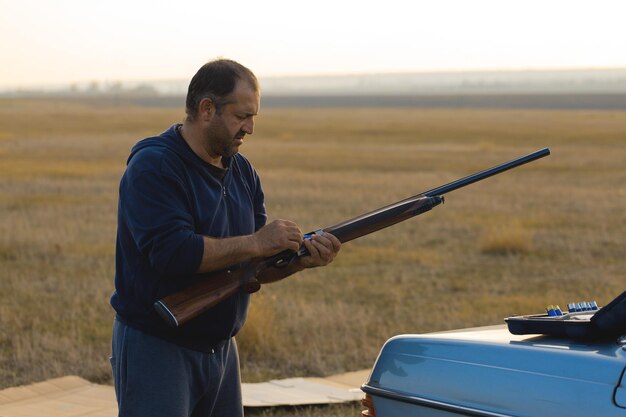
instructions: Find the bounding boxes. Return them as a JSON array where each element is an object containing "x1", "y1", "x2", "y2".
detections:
[{"x1": 242, "y1": 118, "x2": 254, "y2": 135}]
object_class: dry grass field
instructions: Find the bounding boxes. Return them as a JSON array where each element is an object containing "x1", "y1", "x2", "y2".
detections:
[{"x1": 1, "y1": 98, "x2": 625, "y2": 416}]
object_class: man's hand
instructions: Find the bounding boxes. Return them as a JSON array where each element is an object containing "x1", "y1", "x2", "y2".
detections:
[
  {"x1": 297, "y1": 231, "x2": 341, "y2": 268},
  {"x1": 252, "y1": 219, "x2": 303, "y2": 258},
  {"x1": 254, "y1": 229, "x2": 341, "y2": 284}
]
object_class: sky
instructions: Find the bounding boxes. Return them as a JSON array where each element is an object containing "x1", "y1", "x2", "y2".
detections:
[{"x1": 1, "y1": 0, "x2": 626, "y2": 90}]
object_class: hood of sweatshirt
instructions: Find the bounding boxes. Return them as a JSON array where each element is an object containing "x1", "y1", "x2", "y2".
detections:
[{"x1": 127, "y1": 123, "x2": 232, "y2": 175}]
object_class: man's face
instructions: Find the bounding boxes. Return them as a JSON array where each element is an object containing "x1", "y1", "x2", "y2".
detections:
[{"x1": 205, "y1": 80, "x2": 260, "y2": 159}]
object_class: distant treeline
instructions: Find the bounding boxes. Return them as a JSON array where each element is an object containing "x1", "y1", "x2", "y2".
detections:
[{"x1": 25, "y1": 93, "x2": 626, "y2": 110}]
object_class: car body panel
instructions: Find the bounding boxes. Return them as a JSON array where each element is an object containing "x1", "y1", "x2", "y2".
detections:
[{"x1": 362, "y1": 325, "x2": 626, "y2": 417}]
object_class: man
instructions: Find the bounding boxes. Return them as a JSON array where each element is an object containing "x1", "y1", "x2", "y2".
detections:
[{"x1": 110, "y1": 59, "x2": 341, "y2": 417}]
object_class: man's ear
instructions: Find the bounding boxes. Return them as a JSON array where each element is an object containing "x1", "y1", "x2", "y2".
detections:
[{"x1": 198, "y1": 97, "x2": 215, "y2": 121}]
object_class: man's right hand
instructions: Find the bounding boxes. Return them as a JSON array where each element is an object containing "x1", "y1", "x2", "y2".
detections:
[{"x1": 252, "y1": 219, "x2": 303, "y2": 257}]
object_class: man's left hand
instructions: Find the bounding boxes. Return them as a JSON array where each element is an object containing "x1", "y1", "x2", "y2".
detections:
[{"x1": 297, "y1": 231, "x2": 341, "y2": 268}]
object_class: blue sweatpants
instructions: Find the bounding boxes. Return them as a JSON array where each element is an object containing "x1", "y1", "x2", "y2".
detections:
[{"x1": 110, "y1": 317, "x2": 243, "y2": 417}]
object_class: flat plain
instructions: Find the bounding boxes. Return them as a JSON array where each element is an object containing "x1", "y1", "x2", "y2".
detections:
[{"x1": 1, "y1": 98, "x2": 625, "y2": 416}]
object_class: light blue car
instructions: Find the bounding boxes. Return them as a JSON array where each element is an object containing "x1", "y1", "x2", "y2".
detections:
[{"x1": 361, "y1": 324, "x2": 626, "y2": 416}]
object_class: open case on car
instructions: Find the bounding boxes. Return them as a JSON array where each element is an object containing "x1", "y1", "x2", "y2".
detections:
[{"x1": 505, "y1": 290, "x2": 626, "y2": 339}]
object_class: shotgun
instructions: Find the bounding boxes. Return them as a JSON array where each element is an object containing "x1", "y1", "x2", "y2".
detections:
[{"x1": 155, "y1": 147, "x2": 550, "y2": 327}]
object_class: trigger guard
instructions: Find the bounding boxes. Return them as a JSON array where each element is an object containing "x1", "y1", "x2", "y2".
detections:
[{"x1": 242, "y1": 279, "x2": 261, "y2": 293}]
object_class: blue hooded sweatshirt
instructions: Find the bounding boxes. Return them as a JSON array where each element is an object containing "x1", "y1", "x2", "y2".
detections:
[{"x1": 110, "y1": 124, "x2": 266, "y2": 352}]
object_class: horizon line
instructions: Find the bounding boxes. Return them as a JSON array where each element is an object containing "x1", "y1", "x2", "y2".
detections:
[{"x1": 4, "y1": 65, "x2": 626, "y2": 92}]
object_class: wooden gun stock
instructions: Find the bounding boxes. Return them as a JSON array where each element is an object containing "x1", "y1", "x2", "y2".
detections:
[
  {"x1": 154, "y1": 148, "x2": 550, "y2": 327},
  {"x1": 154, "y1": 263, "x2": 262, "y2": 327}
]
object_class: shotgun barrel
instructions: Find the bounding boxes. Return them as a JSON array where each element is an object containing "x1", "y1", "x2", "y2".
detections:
[{"x1": 422, "y1": 147, "x2": 550, "y2": 197}]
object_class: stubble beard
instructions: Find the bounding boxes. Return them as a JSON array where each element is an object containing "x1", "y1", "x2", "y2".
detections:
[
  {"x1": 205, "y1": 118, "x2": 242, "y2": 159},
  {"x1": 220, "y1": 134, "x2": 243, "y2": 158}
]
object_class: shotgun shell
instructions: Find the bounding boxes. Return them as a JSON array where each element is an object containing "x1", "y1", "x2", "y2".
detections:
[{"x1": 546, "y1": 305, "x2": 557, "y2": 317}]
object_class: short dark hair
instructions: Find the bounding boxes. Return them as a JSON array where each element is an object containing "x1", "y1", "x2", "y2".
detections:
[{"x1": 185, "y1": 59, "x2": 259, "y2": 121}]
